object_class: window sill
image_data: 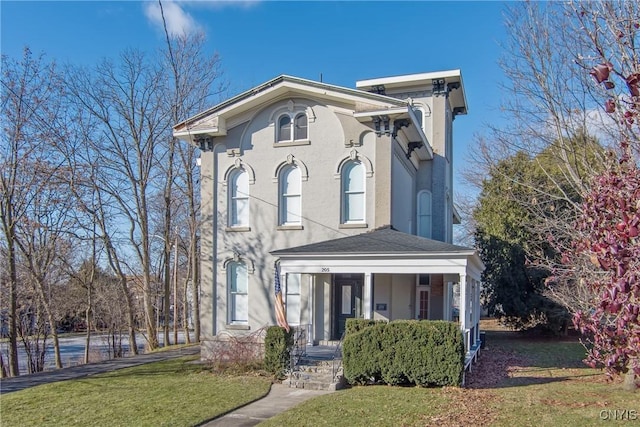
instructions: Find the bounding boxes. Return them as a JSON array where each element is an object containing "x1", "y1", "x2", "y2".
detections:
[
  {"x1": 225, "y1": 226, "x2": 251, "y2": 232},
  {"x1": 277, "y1": 225, "x2": 304, "y2": 231},
  {"x1": 273, "y1": 139, "x2": 311, "y2": 147},
  {"x1": 226, "y1": 324, "x2": 250, "y2": 330},
  {"x1": 339, "y1": 223, "x2": 368, "y2": 229}
]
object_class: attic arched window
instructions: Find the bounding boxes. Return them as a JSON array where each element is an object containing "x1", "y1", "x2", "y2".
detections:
[
  {"x1": 277, "y1": 113, "x2": 307, "y2": 142},
  {"x1": 294, "y1": 113, "x2": 307, "y2": 140}
]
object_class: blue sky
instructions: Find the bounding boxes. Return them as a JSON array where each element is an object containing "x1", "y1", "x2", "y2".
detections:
[{"x1": 1, "y1": 1, "x2": 510, "y2": 195}]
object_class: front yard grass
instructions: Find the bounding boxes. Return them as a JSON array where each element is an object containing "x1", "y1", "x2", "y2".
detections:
[
  {"x1": 0, "y1": 356, "x2": 272, "y2": 427},
  {"x1": 264, "y1": 321, "x2": 639, "y2": 427}
]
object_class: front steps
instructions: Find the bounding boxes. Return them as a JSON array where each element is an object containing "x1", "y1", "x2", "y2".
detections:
[{"x1": 283, "y1": 358, "x2": 346, "y2": 391}]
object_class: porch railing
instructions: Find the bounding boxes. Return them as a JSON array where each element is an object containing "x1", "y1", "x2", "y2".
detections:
[
  {"x1": 332, "y1": 330, "x2": 346, "y2": 381},
  {"x1": 288, "y1": 324, "x2": 309, "y2": 374}
]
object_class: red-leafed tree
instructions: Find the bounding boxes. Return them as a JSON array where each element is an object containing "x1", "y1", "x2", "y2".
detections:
[{"x1": 564, "y1": 3, "x2": 640, "y2": 391}]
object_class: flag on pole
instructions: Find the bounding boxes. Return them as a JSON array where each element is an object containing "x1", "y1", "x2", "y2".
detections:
[{"x1": 274, "y1": 262, "x2": 290, "y2": 332}]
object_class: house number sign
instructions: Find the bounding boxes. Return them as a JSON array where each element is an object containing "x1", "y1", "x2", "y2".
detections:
[{"x1": 321, "y1": 267, "x2": 330, "y2": 272}]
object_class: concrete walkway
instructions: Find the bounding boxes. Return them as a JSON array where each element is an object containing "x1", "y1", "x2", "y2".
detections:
[
  {"x1": 199, "y1": 383, "x2": 333, "y2": 427},
  {"x1": 0, "y1": 345, "x2": 200, "y2": 394}
]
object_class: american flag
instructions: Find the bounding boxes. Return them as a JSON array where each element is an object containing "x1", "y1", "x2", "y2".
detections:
[{"x1": 274, "y1": 263, "x2": 290, "y2": 332}]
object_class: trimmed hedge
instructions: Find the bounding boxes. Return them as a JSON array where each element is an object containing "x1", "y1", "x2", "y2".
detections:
[
  {"x1": 343, "y1": 320, "x2": 464, "y2": 387},
  {"x1": 345, "y1": 318, "x2": 388, "y2": 336},
  {"x1": 264, "y1": 326, "x2": 293, "y2": 378}
]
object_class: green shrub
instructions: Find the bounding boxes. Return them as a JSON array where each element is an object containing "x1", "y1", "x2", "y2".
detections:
[
  {"x1": 343, "y1": 323, "x2": 385, "y2": 385},
  {"x1": 343, "y1": 320, "x2": 464, "y2": 387},
  {"x1": 264, "y1": 326, "x2": 293, "y2": 379},
  {"x1": 345, "y1": 318, "x2": 387, "y2": 336}
]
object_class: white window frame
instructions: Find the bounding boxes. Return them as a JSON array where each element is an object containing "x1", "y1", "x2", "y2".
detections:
[
  {"x1": 277, "y1": 112, "x2": 308, "y2": 143},
  {"x1": 279, "y1": 165, "x2": 302, "y2": 225},
  {"x1": 341, "y1": 161, "x2": 366, "y2": 224},
  {"x1": 228, "y1": 261, "x2": 248, "y2": 324},
  {"x1": 285, "y1": 273, "x2": 301, "y2": 325},
  {"x1": 228, "y1": 169, "x2": 249, "y2": 227}
]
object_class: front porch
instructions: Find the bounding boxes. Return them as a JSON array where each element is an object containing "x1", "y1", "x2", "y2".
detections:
[{"x1": 271, "y1": 227, "x2": 484, "y2": 365}]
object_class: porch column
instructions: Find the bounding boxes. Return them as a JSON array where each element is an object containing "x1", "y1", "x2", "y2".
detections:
[
  {"x1": 476, "y1": 279, "x2": 482, "y2": 343},
  {"x1": 363, "y1": 273, "x2": 373, "y2": 319},
  {"x1": 459, "y1": 274, "x2": 468, "y2": 353},
  {"x1": 308, "y1": 275, "x2": 314, "y2": 345}
]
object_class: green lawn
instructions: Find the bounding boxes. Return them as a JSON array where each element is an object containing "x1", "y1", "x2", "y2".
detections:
[
  {"x1": 0, "y1": 356, "x2": 272, "y2": 427},
  {"x1": 2, "y1": 327, "x2": 638, "y2": 427},
  {"x1": 263, "y1": 326, "x2": 639, "y2": 427}
]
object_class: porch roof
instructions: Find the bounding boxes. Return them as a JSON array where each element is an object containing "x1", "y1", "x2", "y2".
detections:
[
  {"x1": 272, "y1": 226, "x2": 484, "y2": 278},
  {"x1": 271, "y1": 226, "x2": 474, "y2": 257}
]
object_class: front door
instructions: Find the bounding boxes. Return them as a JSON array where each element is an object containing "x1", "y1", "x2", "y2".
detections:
[{"x1": 333, "y1": 274, "x2": 363, "y2": 339}]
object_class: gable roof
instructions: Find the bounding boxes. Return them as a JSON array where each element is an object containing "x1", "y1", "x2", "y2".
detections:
[
  {"x1": 173, "y1": 74, "x2": 409, "y2": 143},
  {"x1": 271, "y1": 226, "x2": 475, "y2": 257}
]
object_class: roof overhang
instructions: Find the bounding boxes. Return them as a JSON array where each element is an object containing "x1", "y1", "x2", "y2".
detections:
[
  {"x1": 173, "y1": 75, "x2": 407, "y2": 145},
  {"x1": 356, "y1": 69, "x2": 468, "y2": 116}
]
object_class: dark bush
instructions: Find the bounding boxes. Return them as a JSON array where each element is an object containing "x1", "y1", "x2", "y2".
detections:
[
  {"x1": 264, "y1": 326, "x2": 293, "y2": 378},
  {"x1": 343, "y1": 320, "x2": 464, "y2": 387}
]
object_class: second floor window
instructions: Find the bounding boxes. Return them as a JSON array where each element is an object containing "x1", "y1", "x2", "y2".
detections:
[
  {"x1": 341, "y1": 161, "x2": 365, "y2": 223},
  {"x1": 229, "y1": 169, "x2": 249, "y2": 227},
  {"x1": 277, "y1": 113, "x2": 308, "y2": 142},
  {"x1": 279, "y1": 165, "x2": 301, "y2": 225}
]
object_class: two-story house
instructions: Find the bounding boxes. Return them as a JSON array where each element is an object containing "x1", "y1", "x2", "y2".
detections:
[{"x1": 173, "y1": 70, "x2": 483, "y2": 365}]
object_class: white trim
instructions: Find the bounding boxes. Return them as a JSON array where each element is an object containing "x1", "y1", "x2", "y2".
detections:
[{"x1": 356, "y1": 69, "x2": 461, "y2": 89}]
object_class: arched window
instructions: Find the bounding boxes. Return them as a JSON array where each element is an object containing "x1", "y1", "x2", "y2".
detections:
[
  {"x1": 341, "y1": 161, "x2": 365, "y2": 223},
  {"x1": 277, "y1": 115, "x2": 291, "y2": 142},
  {"x1": 279, "y1": 165, "x2": 301, "y2": 225},
  {"x1": 228, "y1": 169, "x2": 249, "y2": 227},
  {"x1": 417, "y1": 190, "x2": 432, "y2": 239},
  {"x1": 294, "y1": 113, "x2": 307, "y2": 140},
  {"x1": 228, "y1": 261, "x2": 248, "y2": 323},
  {"x1": 277, "y1": 113, "x2": 308, "y2": 142}
]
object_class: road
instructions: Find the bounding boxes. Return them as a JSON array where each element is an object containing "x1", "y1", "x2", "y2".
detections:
[{"x1": 0, "y1": 331, "x2": 194, "y2": 374}]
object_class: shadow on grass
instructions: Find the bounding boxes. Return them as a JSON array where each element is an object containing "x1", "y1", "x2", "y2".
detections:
[{"x1": 465, "y1": 328, "x2": 598, "y2": 390}]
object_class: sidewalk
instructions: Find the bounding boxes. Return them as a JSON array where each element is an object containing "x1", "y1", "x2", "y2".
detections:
[
  {"x1": 199, "y1": 383, "x2": 333, "y2": 427},
  {"x1": 0, "y1": 345, "x2": 200, "y2": 394}
]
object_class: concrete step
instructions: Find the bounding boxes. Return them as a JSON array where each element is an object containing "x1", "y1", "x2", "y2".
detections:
[
  {"x1": 285, "y1": 358, "x2": 345, "y2": 391},
  {"x1": 284, "y1": 376, "x2": 346, "y2": 391}
]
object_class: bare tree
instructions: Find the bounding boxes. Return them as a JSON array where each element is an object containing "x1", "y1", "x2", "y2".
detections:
[
  {"x1": 156, "y1": 0, "x2": 226, "y2": 342},
  {"x1": 1, "y1": 48, "x2": 71, "y2": 374},
  {"x1": 65, "y1": 51, "x2": 172, "y2": 350},
  {"x1": 462, "y1": 1, "x2": 638, "y2": 317}
]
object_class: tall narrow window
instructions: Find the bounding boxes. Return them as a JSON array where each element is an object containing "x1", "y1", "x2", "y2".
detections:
[
  {"x1": 228, "y1": 261, "x2": 248, "y2": 323},
  {"x1": 417, "y1": 190, "x2": 432, "y2": 238},
  {"x1": 286, "y1": 273, "x2": 301, "y2": 325},
  {"x1": 294, "y1": 113, "x2": 308, "y2": 140},
  {"x1": 229, "y1": 169, "x2": 249, "y2": 227},
  {"x1": 342, "y1": 161, "x2": 365, "y2": 223},
  {"x1": 278, "y1": 115, "x2": 291, "y2": 142},
  {"x1": 279, "y1": 165, "x2": 301, "y2": 225}
]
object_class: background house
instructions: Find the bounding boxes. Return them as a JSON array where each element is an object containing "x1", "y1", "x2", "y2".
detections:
[{"x1": 173, "y1": 70, "x2": 483, "y2": 363}]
